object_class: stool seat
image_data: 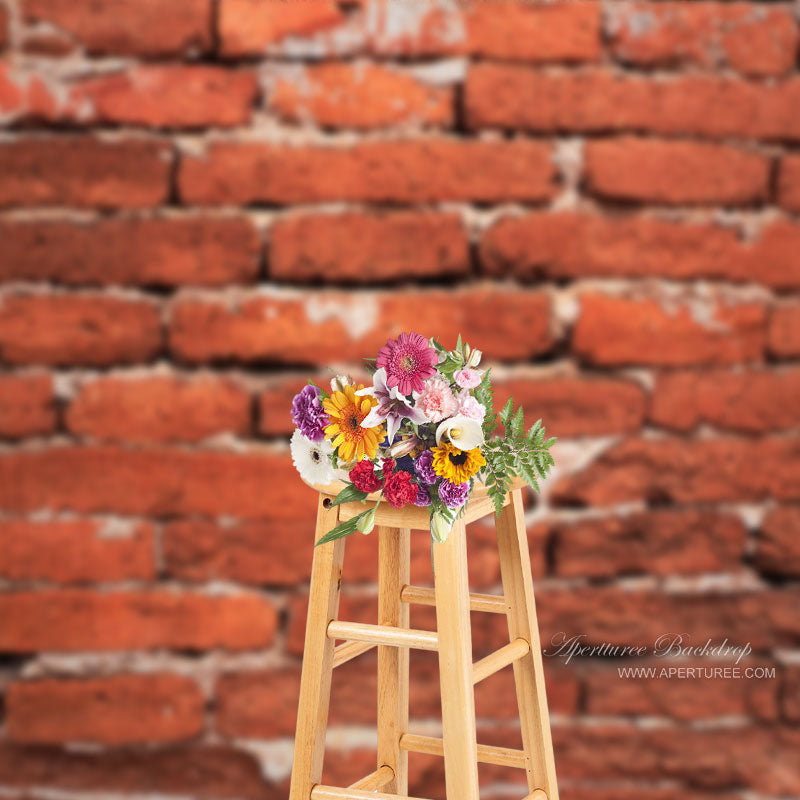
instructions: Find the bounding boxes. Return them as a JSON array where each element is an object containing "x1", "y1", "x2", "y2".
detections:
[{"x1": 288, "y1": 483, "x2": 559, "y2": 800}]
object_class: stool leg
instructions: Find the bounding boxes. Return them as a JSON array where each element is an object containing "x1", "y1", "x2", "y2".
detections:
[
  {"x1": 496, "y1": 489, "x2": 559, "y2": 800},
  {"x1": 433, "y1": 519, "x2": 480, "y2": 800},
  {"x1": 289, "y1": 496, "x2": 346, "y2": 800},
  {"x1": 377, "y1": 526, "x2": 410, "y2": 794}
]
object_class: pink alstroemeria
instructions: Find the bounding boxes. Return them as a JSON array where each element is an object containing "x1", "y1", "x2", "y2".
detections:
[{"x1": 356, "y1": 368, "x2": 427, "y2": 443}]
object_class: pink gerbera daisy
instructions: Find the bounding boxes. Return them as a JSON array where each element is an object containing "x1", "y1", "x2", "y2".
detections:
[{"x1": 376, "y1": 332, "x2": 438, "y2": 395}]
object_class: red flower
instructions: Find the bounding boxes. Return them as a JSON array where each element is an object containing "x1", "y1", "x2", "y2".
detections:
[
  {"x1": 383, "y1": 470, "x2": 417, "y2": 509},
  {"x1": 349, "y1": 459, "x2": 383, "y2": 493},
  {"x1": 381, "y1": 458, "x2": 396, "y2": 478}
]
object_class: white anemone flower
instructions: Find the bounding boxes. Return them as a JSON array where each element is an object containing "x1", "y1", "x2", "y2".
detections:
[
  {"x1": 290, "y1": 429, "x2": 335, "y2": 485},
  {"x1": 435, "y1": 415, "x2": 484, "y2": 450}
]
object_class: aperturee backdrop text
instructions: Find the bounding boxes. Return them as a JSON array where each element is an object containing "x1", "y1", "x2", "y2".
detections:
[{"x1": 289, "y1": 333, "x2": 556, "y2": 545}]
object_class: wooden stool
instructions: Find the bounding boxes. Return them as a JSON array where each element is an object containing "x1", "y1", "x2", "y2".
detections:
[{"x1": 289, "y1": 479, "x2": 559, "y2": 800}]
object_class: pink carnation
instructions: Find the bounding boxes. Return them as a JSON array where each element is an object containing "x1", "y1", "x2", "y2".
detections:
[
  {"x1": 454, "y1": 368, "x2": 482, "y2": 389},
  {"x1": 416, "y1": 377, "x2": 458, "y2": 423},
  {"x1": 457, "y1": 392, "x2": 486, "y2": 423}
]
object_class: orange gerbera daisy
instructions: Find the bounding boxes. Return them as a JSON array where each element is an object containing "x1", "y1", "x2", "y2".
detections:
[{"x1": 323, "y1": 384, "x2": 383, "y2": 463}]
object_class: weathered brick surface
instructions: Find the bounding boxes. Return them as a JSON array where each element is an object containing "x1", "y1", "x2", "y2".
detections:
[
  {"x1": 0, "y1": 138, "x2": 172, "y2": 208},
  {"x1": 6, "y1": 675, "x2": 205, "y2": 744},
  {"x1": 0, "y1": 294, "x2": 162, "y2": 366},
  {"x1": 66, "y1": 375, "x2": 252, "y2": 443},
  {"x1": 269, "y1": 212, "x2": 469, "y2": 283},
  {"x1": 0, "y1": 0, "x2": 798, "y2": 794},
  {"x1": 0, "y1": 519, "x2": 155, "y2": 583},
  {"x1": 573, "y1": 294, "x2": 766, "y2": 366},
  {"x1": 0, "y1": 374, "x2": 56, "y2": 437},
  {"x1": 0, "y1": 217, "x2": 261, "y2": 286},
  {"x1": 466, "y1": 65, "x2": 800, "y2": 140},
  {"x1": 585, "y1": 138, "x2": 771, "y2": 205},
  {"x1": 180, "y1": 139, "x2": 557, "y2": 205}
]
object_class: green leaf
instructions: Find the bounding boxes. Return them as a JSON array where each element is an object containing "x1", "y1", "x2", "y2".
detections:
[
  {"x1": 315, "y1": 511, "x2": 372, "y2": 546},
  {"x1": 330, "y1": 484, "x2": 369, "y2": 507}
]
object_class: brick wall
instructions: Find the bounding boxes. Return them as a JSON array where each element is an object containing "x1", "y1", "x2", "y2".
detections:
[{"x1": 1, "y1": 0, "x2": 799, "y2": 798}]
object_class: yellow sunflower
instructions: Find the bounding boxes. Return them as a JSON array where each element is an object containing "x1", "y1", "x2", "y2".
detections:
[
  {"x1": 431, "y1": 442, "x2": 486, "y2": 484},
  {"x1": 323, "y1": 384, "x2": 383, "y2": 463}
]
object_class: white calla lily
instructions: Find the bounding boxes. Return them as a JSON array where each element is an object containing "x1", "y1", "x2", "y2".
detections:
[{"x1": 435, "y1": 415, "x2": 484, "y2": 450}]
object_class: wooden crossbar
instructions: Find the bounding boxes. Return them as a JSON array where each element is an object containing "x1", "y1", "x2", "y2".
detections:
[
  {"x1": 399, "y1": 733, "x2": 527, "y2": 769},
  {"x1": 472, "y1": 637, "x2": 530, "y2": 684},
  {"x1": 348, "y1": 765, "x2": 394, "y2": 790},
  {"x1": 400, "y1": 585, "x2": 507, "y2": 614},
  {"x1": 332, "y1": 640, "x2": 375, "y2": 668},
  {"x1": 327, "y1": 621, "x2": 438, "y2": 651},
  {"x1": 311, "y1": 786, "x2": 432, "y2": 800}
]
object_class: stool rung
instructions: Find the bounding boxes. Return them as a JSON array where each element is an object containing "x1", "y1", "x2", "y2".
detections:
[
  {"x1": 348, "y1": 765, "x2": 394, "y2": 790},
  {"x1": 472, "y1": 637, "x2": 530, "y2": 684},
  {"x1": 399, "y1": 732, "x2": 527, "y2": 769},
  {"x1": 312, "y1": 787, "x2": 432, "y2": 800},
  {"x1": 332, "y1": 640, "x2": 375, "y2": 669},
  {"x1": 400, "y1": 585, "x2": 507, "y2": 614},
  {"x1": 327, "y1": 620, "x2": 438, "y2": 651},
  {"x1": 524, "y1": 791, "x2": 548, "y2": 800}
]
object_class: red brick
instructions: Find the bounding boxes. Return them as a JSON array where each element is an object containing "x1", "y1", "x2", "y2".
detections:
[
  {"x1": 0, "y1": 446, "x2": 309, "y2": 518},
  {"x1": 608, "y1": 2, "x2": 799, "y2": 77},
  {"x1": 22, "y1": 31, "x2": 75, "y2": 55},
  {"x1": 769, "y1": 303, "x2": 800, "y2": 358},
  {"x1": 573, "y1": 294, "x2": 765, "y2": 367},
  {"x1": 494, "y1": 375, "x2": 645, "y2": 437},
  {"x1": 785, "y1": 665, "x2": 800, "y2": 721},
  {"x1": 481, "y1": 213, "x2": 800, "y2": 290},
  {"x1": 553, "y1": 723, "x2": 800, "y2": 795},
  {"x1": 0, "y1": 217, "x2": 260, "y2": 287},
  {"x1": 0, "y1": 745, "x2": 272, "y2": 800},
  {"x1": 74, "y1": 66, "x2": 257, "y2": 129},
  {"x1": 461, "y1": 1, "x2": 600, "y2": 62},
  {"x1": 551, "y1": 510, "x2": 747, "y2": 578},
  {"x1": 7, "y1": 675, "x2": 204, "y2": 744},
  {"x1": 67, "y1": 376, "x2": 251, "y2": 443},
  {"x1": 21, "y1": 0, "x2": 212, "y2": 56},
  {"x1": 755, "y1": 505, "x2": 800, "y2": 578},
  {"x1": 170, "y1": 288, "x2": 552, "y2": 365},
  {"x1": 466, "y1": 65, "x2": 800, "y2": 140},
  {"x1": 778, "y1": 155, "x2": 800, "y2": 212},
  {"x1": 269, "y1": 63, "x2": 453, "y2": 129},
  {"x1": 180, "y1": 139, "x2": 557, "y2": 205},
  {"x1": 552, "y1": 437, "x2": 800, "y2": 507},
  {"x1": 0, "y1": 294, "x2": 162, "y2": 366},
  {"x1": 0, "y1": 5, "x2": 7, "y2": 48},
  {"x1": 0, "y1": 138, "x2": 171, "y2": 209},
  {"x1": 164, "y1": 517, "x2": 315, "y2": 586},
  {"x1": 649, "y1": 368, "x2": 800, "y2": 433},
  {"x1": 584, "y1": 659, "x2": 778, "y2": 721},
  {"x1": 0, "y1": 519, "x2": 154, "y2": 583},
  {"x1": 560, "y1": 789, "x2": 738, "y2": 800},
  {"x1": 585, "y1": 138, "x2": 770, "y2": 206},
  {"x1": 219, "y1": 0, "x2": 344, "y2": 56},
  {"x1": 269, "y1": 212, "x2": 468, "y2": 283},
  {"x1": 0, "y1": 590, "x2": 277, "y2": 651},
  {"x1": 0, "y1": 374, "x2": 56, "y2": 437}
]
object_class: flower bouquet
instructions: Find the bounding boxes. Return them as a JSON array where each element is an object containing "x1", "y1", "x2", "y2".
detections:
[{"x1": 290, "y1": 332, "x2": 556, "y2": 545}]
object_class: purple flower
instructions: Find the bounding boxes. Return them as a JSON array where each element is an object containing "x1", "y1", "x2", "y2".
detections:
[
  {"x1": 414, "y1": 450, "x2": 437, "y2": 485},
  {"x1": 438, "y1": 479, "x2": 469, "y2": 509},
  {"x1": 414, "y1": 484, "x2": 432, "y2": 507},
  {"x1": 291, "y1": 384, "x2": 329, "y2": 442}
]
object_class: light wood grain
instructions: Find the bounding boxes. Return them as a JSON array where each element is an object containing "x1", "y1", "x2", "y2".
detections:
[
  {"x1": 332, "y1": 640, "x2": 375, "y2": 669},
  {"x1": 496, "y1": 488, "x2": 559, "y2": 800},
  {"x1": 524, "y1": 791, "x2": 549, "y2": 800},
  {"x1": 288, "y1": 495, "x2": 346, "y2": 800},
  {"x1": 312, "y1": 786, "x2": 432, "y2": 800},
  {"x1": 399, "y1": 732, "x2": 526, "y2": 769},
  {"x1": 348, "y1": 765, "x2": 394, "y2": 791},
  {"x1": 377, "y1": 526, "x2": 410, "y2": 795},
  {"x1": 472, "y1": 637, "x2": 530, "y2": 684},
  {"x1": 327, "y1": 620, "x2": 438, "y2": 651},
  {"x1": 433, "y1": 518, "x2": 480, "y2": 800},
  {"x1": 400, "y1": 584, "x2": 506, "y2": 613}
]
